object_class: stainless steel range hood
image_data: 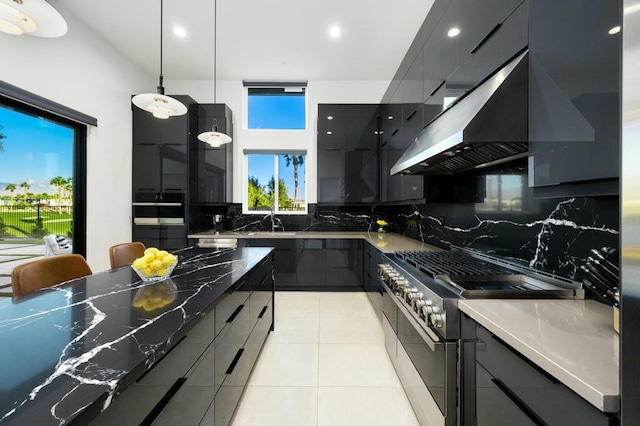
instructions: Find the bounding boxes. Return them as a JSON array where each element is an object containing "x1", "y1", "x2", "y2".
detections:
[{"x1": 391, "y1": 50, "x2": 529, "y2": 176}]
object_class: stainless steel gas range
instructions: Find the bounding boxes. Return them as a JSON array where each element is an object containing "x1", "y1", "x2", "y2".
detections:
[{"x1": 377, "y1": 248, "x2": 584, "y2": 426}]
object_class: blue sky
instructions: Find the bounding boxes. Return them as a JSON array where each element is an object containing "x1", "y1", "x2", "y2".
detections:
[
  {"x1": 0, "y1": 105, "x2": 73, "y2": 191},
  {"x1": 248, "y1": 95, "x2": 306, "y2": 130}
]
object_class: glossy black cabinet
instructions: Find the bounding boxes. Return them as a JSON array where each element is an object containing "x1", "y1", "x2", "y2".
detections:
[
  {"x1": 239, "y1": 238, "x2": 364, "y2": 290},
  {"x1": 317, "y1": 104, "x2": 379, "y2": 204},
  {"x1": 132, "y1": 95, "x2": 197, "y2": 249},
  {"x1": 364, "y1": 243, "x2": 384, "y2": 324},
  {"x1": 191, "y1": 104, "x2": 233, "y2": 204},
  {"x1": 462, "y1": 317, "x2": 618, "y2": 426},
  {"x1": 132, "y1": 95, "x2": 197, "y2": 193},
  {"x1": 527, "y1": 0, "x2": 620, "y2": 196}
]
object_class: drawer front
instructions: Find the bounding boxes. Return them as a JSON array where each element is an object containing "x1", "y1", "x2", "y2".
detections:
[{"x1": 476, "y1": 324, "x2": 617, "y2": 425}]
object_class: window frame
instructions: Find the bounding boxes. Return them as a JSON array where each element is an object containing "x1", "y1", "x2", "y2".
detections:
[
  {"x1": 244, "y1": 85, "x2": 308, "y2": 131},
  {"x1": 243, "y1": 151, "x2": 308, "y2": 215},
  {"x1": 0, "y1": 94, "x2": 88, "y2": 256}
]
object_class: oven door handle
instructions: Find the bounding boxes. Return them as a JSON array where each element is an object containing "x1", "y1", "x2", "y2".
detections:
[{"x1": 383, "y1": 280, "x2": 445, "y2": 352}]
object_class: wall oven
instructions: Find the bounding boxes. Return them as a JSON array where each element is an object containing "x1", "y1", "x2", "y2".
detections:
[{"x1": 132, "y1": 192, "x2": 185, "y2": 226}]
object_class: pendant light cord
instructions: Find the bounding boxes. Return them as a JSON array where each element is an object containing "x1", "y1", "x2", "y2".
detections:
[
  {"x1": 158, "y1": 0, "x2": 164, "y2": 94},
  {"x1": 213, "y1": 0, "x2": 217, "y2": 105}
]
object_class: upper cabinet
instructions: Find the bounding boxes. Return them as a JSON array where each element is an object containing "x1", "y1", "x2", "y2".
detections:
[
  {"x1": 317, "y1": 104, "x2": 379, "y2": 204},
  {"x1": 527, "y1": 0, "x2": 620, "y2": 196},
  {"x1": 190, "y1": 104, "x2": 233, "y2": 204},
  {"x1": 132, "y1": 95, "x2": 197, "y2": 193}
]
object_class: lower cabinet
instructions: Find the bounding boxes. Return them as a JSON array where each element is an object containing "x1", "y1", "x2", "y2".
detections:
[
  {"x1": 239, "y1": 238, "x2": 364, "y2": 290},
  {"x1": 90, "y1": 255, "x2": 274, "y2": 426},
  {"x1": 463, "y1": 316, "x2": 619, "y2": 426}
]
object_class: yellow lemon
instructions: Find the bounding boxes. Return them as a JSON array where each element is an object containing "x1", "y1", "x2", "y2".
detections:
[
  {"x1": 144, "y1": 247, "x2": 160, "y2": 256},
  {"x1": 150, "y1": 259, "x2": 163, "y2": 271},
  {"x1": 132, "y1": 258, "x2": 146, "y2": 270},
  {"x1": 155, "y1": 250, "x2": 169, "y2": 260},
  {"x1": 157, "y1": 268, "x2": 167, "y2": 276},
  {"x1": 143, "y1": 267, "x2": 154, "y2": 277},
  {"x1": 143, "y1": 253, "x2": 155, "y2": 263},
  {"x1": 162, "y1": 254, "x2": 177, "y2": 266}
]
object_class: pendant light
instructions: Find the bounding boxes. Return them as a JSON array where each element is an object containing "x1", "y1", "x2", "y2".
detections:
[
  {"x1": 197, "y1": 0, "x2": 232, "y2": 147},
  {"x1": 132, "y1": 0, "x2": 187, "y2": 119},
  {"x1": 0, "y1": 0, "x2": 67, "y2": 37}
]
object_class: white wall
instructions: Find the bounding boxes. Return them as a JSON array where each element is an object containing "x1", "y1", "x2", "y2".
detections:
[
  {"x1": 0, "y1": 5, "x2": 153, "y2": 271},
  {"x1": 166, "y1": 79, "x2": 389, "y2": 203}
]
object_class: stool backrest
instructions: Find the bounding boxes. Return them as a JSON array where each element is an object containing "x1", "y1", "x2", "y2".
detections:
[{"x1": 12, "y1": 254, "x2": 93, "y2": 297}]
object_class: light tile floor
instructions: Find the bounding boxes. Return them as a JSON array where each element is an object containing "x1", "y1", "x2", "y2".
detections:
[{"x1": 231, "y1": 291, "x2": 419, "y2": 426}]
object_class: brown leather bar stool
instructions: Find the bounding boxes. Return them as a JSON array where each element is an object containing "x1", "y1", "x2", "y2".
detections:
[
  {"x1": 109, "y1": 242, "x2": 146, "y2": 269},
  {"x1": 11, "y1": 254, "x2": 93, "y2": 297}
]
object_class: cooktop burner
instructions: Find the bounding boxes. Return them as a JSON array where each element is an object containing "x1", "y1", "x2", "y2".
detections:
[{"x1": 395, "y1": 250, "x2": 514, "y2": 278}]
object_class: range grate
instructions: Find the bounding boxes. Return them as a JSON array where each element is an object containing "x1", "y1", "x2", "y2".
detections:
[{"x1": 396, "y1": 250, "x2": 514, "y2": 278}]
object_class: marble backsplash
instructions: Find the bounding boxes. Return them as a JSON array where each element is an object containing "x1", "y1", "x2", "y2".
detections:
[{"x1": 190, "y1": 185, "x2": 619, "y2": 281}]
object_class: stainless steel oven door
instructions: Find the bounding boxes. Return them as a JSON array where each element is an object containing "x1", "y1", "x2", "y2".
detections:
[{"x1": 378, "y1": 274, "x2": 457, "y2": 425}]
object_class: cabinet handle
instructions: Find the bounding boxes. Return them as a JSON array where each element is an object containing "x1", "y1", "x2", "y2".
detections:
[
  {"x1": 470, "y1": 23, "x2": 502, "y2": 54},
  {"x1": 391, "y1": 129, "x2": 399, "y2": 136},
  {"x1": 492, "y1": 378, "x2": 548, "y2": 426},
  {"x1": 258, "y1": 306, "x2": 268, "y2": 319},
  {"x1": 429, "y1": 80, "x2": 445, "y2": 97},
  {"x1": 140, "y1": 377, "x2": 187, "y2": 426},
  {"x1": 405, "y1": 110, "x2": 417, "y2": 121},
  {"x1": 226, "y1": 348, "x2": 245, "y2": 375},
  {"x1": 259, "y1": 275, "x2": 269, "y2": 286},
  {"x1": 226, "y1": 304, "x2": 245, "y2": 323}
]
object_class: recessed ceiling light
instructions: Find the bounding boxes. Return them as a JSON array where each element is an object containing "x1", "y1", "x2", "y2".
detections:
[
  {"x1": 329, "y1": 25, "x2": 341, "y2": 39},
  {"x1": 608, "y1": 26, "x2": 621, "y2": 35},
  {"x1": 387, "y1": 116, "x2": 394, "y2": 120},
  {"x1": 174, "y1": 26, "x2": 187, "y2": 37},
  {"x1": 447, "y1": 27, "x2": 460, "y2": 38},
  {"x1": 327, "y1": 131, "x2": 333, "y2": 135},
  {"x1": 327, "y1": 116, "x2": 333, "y2": 120}
]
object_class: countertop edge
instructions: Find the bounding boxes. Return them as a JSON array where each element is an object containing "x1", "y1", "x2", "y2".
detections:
[
  {"x1": 459, "y1": 300, "x2": 619, "y2": 413},
  {"x1": 187, "y1": 231, "x2": 442, "y2": 254}
]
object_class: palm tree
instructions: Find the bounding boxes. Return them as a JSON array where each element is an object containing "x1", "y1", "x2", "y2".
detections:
[
  {"x1": 50, "y1": 176, "x2": 65, "y2": 199},
  {"x1": 20, "y1": 181, "x2": 30, "y2": 201},
  {"x1": 0, "y1": 125, "x2": 6, "y2": 152},
  {"x1": 64, "y1": 177, "x2": 73, "y2": 199},
  {"x1": 283, "y1": 155, "x2": 305, "y2": 206},
  {"x1": 5, "y1": 183, "x2": 16, "y2": 204}
]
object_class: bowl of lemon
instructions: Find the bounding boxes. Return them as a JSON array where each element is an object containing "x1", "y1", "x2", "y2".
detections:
[{"x1": 131, "y1": 247, "x2": 178, "y2": 282}]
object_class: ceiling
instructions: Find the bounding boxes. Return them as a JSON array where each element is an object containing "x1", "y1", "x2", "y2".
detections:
[{"x1": 53, "y1": 0, "x2": 434, "y2": 82}]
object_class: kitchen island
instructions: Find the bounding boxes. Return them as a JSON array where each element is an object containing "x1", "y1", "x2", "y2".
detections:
[{"x1": 0, "y1": 246, "x2": 274, "y2": 425}]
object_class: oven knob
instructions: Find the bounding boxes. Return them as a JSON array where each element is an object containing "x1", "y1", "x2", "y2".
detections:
[
  {"x1": 402, "y1": 286, "x2": 418, "y2": 296},
  {"x1": 413, "y1": 299, "x2": 428, "y2": 309},
  {"x1": 406, "y1": 292, "x2": 424, "y2": 304},
  {"x1": 430, "y1": 313, "x2": 444, "y2": 328},
  {"x1": 395, "y1": 285, "x2": 408, "y2": 295},
  {"x1": 422, "y1": 304, "x2": 440, "y2": 315}
]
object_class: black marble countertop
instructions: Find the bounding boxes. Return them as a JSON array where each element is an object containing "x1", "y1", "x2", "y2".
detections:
[{"x1": 0, "y1": 246, "x2": 273, "y2": 425}]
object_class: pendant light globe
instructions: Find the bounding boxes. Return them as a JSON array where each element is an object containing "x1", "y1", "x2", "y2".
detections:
[
  {"x1": 0, "y1": 0, "x2": 66, "y2": 37},
  {"x1": 197, "y1": 0, "x2": 232, "y2": 146},
  {"x1": 131, "y1": 0, "x2": 186, "y2": 119}
]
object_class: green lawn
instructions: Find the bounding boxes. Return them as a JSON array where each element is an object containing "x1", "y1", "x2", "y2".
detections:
[{"x1": 0, "y1": 209, "x2": 72, "y2": 237}]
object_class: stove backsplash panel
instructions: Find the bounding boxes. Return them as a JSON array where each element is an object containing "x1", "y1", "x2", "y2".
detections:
[{"x1": 388, "y1": 193, "x2": 619, "y2": 281}]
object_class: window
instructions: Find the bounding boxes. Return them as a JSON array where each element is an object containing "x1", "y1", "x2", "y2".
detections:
[
  {"x1": 246, "y1": 87, "x2": 306, "y2": 129},
  {"x1": 0, "y1": 94, "x2": 87, "y2": 255},
  {"x1": 245, "y1": 153, "x2": 306, "y2": 214}
]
